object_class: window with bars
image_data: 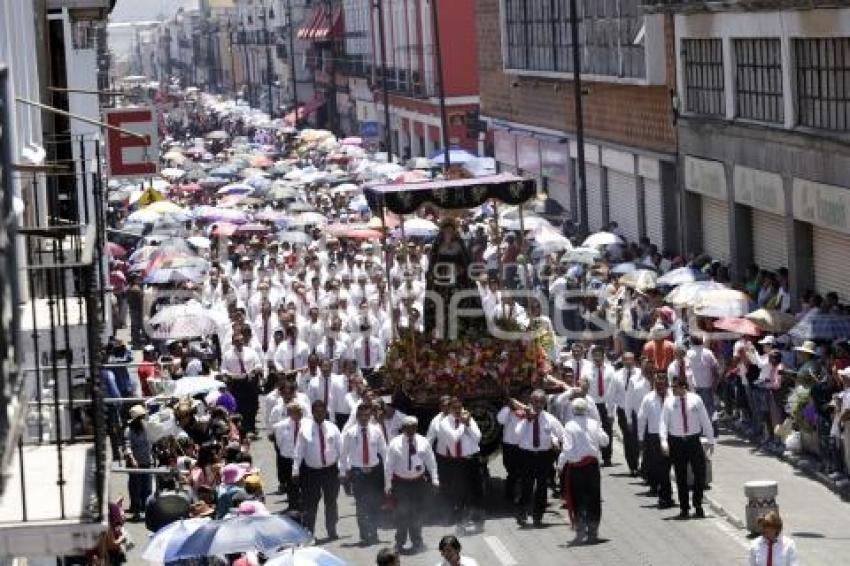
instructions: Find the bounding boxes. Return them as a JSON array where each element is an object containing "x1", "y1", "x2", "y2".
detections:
[
  {"x1": 682, "y1": 39, "x2": 725, "y2": 117},
  {"x1": 794, "y1": 38, "x2": 850, "y2": 131},
  {"x1": 734, "y1": 39, "x2": 783, "y2": 123},
  {"x1": 503, "y1": 0, "x2": 645, "y2": 79}
]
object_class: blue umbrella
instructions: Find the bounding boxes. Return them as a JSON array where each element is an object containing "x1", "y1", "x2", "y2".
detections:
[
  {"x1": 430, "y1": 146, "x2": 477, "y2": 165},
  {"x1": 144, "y1": 266, "x2": 205, "y2": 285},
  {"x1": 789, "y1": 313, "x2": 850, "y2": 341},
  {"x1": 142, "y1": 518, "x2": 210, "y2": 563},
  {"x1": 170, "y1": 514, "x2": 311, "y2": 560},
  {"x1": 210, "y1": 166, "x2": 239, "y2": 179}
]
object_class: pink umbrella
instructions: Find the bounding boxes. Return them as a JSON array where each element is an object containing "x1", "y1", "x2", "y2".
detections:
[
  {"x1": 234, "y1": 223, "x2": 272, "y2": 236},
  {"x1": 713, "y1": 317, "x2": 762, "y2": 337},
  {"x1": 211, "y1": 222, "x2": 238, "y2": 237},
  {"x1": 341, "y1": 136, "x2": 363, "y2": 146}
]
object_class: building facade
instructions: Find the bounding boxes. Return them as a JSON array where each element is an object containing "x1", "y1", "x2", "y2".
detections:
[
  {"x1": 479, "y1": 0, "x2": 680, "y2": 252},
  {"x1": 649, "y1": 0, "x2": 850, "y2": 302}
]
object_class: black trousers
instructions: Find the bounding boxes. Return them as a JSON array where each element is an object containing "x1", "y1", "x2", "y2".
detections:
[
  {"x1": 229, "y1": 377, "x2": 259, "y2": 434},
  {"x1": 566, "y1": 461, "x2": 602, "y2": 526},
  {"x1": 275, "y1": 450, "x2": 300, "y2": 509},
  {"x1": 300, "y1": 464, "x2": 340, "y2": 535},
  {"x1": 617, "y1": 408, "x2": 640, "y2": 473},
  {"x1": 393, "y1": 476, "x2": 427, "y2": 546},
  {"x1": 669, "y1": 435, "x2": 705, "y2": 513},
  {"x1": 350, "y1": 466, "x2": 383, "y2": 541},
  {"x1": 334, "y1": 413, "x2": 350, "y2": 431},
  {"x1": 441, "y1": 457, "x2": 483, "y2": 525},
  {"x1": 644, "y1": 433, "x2": 672, "y2": 503},
  {"x1": 502, "y1": 443, "x2": 521, "y2": 502},
  {"x1": 518, "y1": 449, "x2": 555, "y2": 521},
  {"x1": 597, "y1": 404, "x2": 613, "y2": 464}
]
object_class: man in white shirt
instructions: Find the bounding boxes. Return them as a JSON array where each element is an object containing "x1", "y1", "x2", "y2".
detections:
[
  {"x1": 221, "y1": 333, "x2": 263, "y2": 436},
  {"x1": 316, "y1": 317, "x2": 348, "y2": 373},
  {"x1": 496, "y1": 397, "x2": 525, "y2": 504},
  {"x1": 687, "y1": 335, "x2": 720, "y2": 428},
  {"x1": 306, "y1": 359, "x2": 338, "y2": 418},
  {"x1": 515, "y1": 390, "x2": 564, "y2": 528},
  {"x1": 377, "y1": 397, "x2": 407, "y2": 443},
  {"x1": 582, "y1": 345, "x2": 615, "y2": 466},
  {"x1": 293, "y1": 399, "x2": 342, "y2": 538},
  {"x1": 667, "y1": 344, "x2": 693, "y2": 390},
  {"x1": 272, "y1": 402, "x2": 304, "y2": 509},
  {"x1": 436, "y1": 397, "x2": 483, "y2": 531},
  {"x1": 637, "y1": 373, "x2": 674, "y2": 509},
  {"x1": 436, "y1": 534, "x2": 480, "y2": 566},
  {"x1": 659, "y1": 373, "x2": 715, "y2": 519},
  {"x1": 339, "y1": 403, "x2": 387, "y2": 545},
  {"x1": 611, "y1": 352, "x2": 649, "y2": 476},
  {"x1": 557, "y1": 398, "x2": 610, "y2": 545},
  {"x1": 273, "y1": 326, "x2": 311, "y2": 372},
  {"x1": 348, "y1": 322, "x2": 384, "y2": 384},
  {"x1": 385, "y1": 416, "x2": 438, "y2": 555}
]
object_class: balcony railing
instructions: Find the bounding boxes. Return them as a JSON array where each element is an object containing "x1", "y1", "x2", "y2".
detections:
[{"x1": 641, "y1": 0, "x2": 844, "y2": 12}]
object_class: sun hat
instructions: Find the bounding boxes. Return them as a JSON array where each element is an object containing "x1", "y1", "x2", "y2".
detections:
[
  {"x1": 794, "y1": 340, "x2": 818, "y2": 355},
  {"x1": 221, "y1": 463, "x2": 248, "y2": 485},
  {"x1": 129, "y1": 404, "x2": 147, "y2": 420}
]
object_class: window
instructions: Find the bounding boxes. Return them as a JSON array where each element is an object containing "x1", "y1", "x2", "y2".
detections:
[
  {"x1": 734, "y1": 39, "x2": 783, "y2": 123},
  {"x1": 794, "y1": 38, "x2": 850, "y2": 131},
  {"x1": 682, "y1": 39, "x2": 725, "y2": 117},
  {"x1": 503, "y1": 0, "x2": 645, "y2": 79}
]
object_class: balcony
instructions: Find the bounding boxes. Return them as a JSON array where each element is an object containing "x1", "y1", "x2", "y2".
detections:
[
  {"x1": 641, "y1": 0, "x2": 846, "y2": 13},
  {"x1": 46, "y1": 0, "x2": 117, "y2": 18}
]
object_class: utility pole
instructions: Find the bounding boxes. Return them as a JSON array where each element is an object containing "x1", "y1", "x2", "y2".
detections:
[
  {"x1": 261, "y1": 0, "x2": 276, "y2": 117},
  {"x1": 570, "y1": 0, "x2": 588, "y2": 235},
  {"x1": 286, "y1": 0, "x2": 299, "y2": 126},
  {"x1": 375, "y1": 0, "x2": 393, "y2": 159},
  {"x1": 428, "y1": 0, "x2": 450, "y2": 170}
]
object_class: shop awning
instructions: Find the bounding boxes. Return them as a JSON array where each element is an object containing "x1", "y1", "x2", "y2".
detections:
[
  {"x1": 297, "y1": 5, "x2": 343, "y2": 41},
  {"x1": 283, "y1": 96, "x2": 326, "y2": 125}
]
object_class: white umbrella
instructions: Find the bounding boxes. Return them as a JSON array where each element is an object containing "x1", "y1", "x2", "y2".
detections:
[
  {"x1": 400, "y1": 217, "x2": 439, "y2": 237},
  {"x1": 620, "y1": 269, "x2": 658, "y2": 292},
  {"x1": 126, "y1": 209, "x2": 162, "y2": 224},
  {"x1": 499, "y1": 213, "x2": 551, "y2": 231},
  {"x1": 330, "y1": 183, "x2": 359, "y2": 195},
  {"x1": 266, "y1": 547, "x2": 348, "y2": 566},
  {"x1": 582, "y1": 231, "x2": 623, "y2": 248},
  {"x1": 692, "y1": 289, "x2": 751, "y2": 319},
  {"x1": 657, "y1": 267, "x2": 709, "y2": 287},
  {"x1": 187, "y1": 236, "x2": 212, "y2": 249},
  {"x1": 292, "y1": 212, "x2": 329, "y2": 227},
  {"x1": 532, "y1": 222, "x2": 572, "y2": 254},
  {"x1": 149, "y1": 304, "x2": 228, "y2": 339},
  {"x1": 142, "y1": 518, "x2": 210, "y2": 563},
  {"x1": 665, "y1": 281, "x2": 727, "y2": 307},
  {"x1": 562, "y1": 246, "x2": 601, "y2": 265},
  {"x1": 161, "y1": 167, "x2": 187, "y2": 180},
  {"x1": 168, "y1": 375, "x2": 226, "y2": 398}
]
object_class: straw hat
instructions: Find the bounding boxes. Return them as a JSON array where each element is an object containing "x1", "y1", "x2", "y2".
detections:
[
  {"x1": 794, "y1": 340, "x2": 817, "y2": 355},
  {"x1": 129, "y1": 405, "x2": 147, "y2": 420}
]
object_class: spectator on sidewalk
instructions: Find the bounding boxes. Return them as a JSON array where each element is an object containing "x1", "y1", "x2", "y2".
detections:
[
  {"x1": 436, "y1": 534, "x2": 479, "y2": 566},
  {"x1": 748, "y1": 511, "x2": 799, "y2": 566}
]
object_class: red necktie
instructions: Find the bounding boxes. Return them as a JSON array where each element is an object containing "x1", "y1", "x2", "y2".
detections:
[
  {"x1": 364, "y1": 338, "x2": 371, "y2": 367},
  {"x1": 408, "y1": 436, "x2": 415, "y2": 470},
  {"x1": 532, "y1": 415, "x2": 540, "y2": 449},
  {"x1": 454, "y1": 418, "x2": 462, "y2": 458},
  {"x1": 262, "y1": 319, "x2": 268, "y2": 352},
  {"x1": 238, "y1": 352, "x2": 246, "y2": 375},
  {"x1": 597, "y1": 367, "x2": 605, "y2": 397},
  {"x1": 681, "y1": 396, "x2": 689, "y2": 434},
  {"x1": 318, "y1": 422, "x2": 327, "y2": 466},
  {"x1": 679, "y1": 361, "x2": 686, "y2": 387},
  {"x1": 766, "y1": 538, "x2": 773, "y2": 566},
  {"x1": 361, "y1": 427, "x2": 370, "y2": 466},
  {"x1": 293, "y1": 420, "x2": 300, "y2": 446},
  {"x1": 323, "y1": 377, "x2": 329, "y2": 405},
  {"x1": 290, "y1": 338, "x2": 296, "y2": 370}
]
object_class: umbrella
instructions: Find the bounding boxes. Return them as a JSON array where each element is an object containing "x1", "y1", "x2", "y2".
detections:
[
  {"x1": 407, "y1": 157, "x2": 435, "y2": 170},
  {"x1": 347, "y1": 194, "x2": 370, "y2": 213},
  {"x1": 665, "y1": 280, "x2": 727, "y2": 307},
  {"x1": 713, "y1": 317, "x2": 762, "y2": 337},
  {"x1": 366, "y1": 212, "x2": 400, "y2": 230},
  {"x1": 126, "y1": 209, "x2": 162, "y2": 224},
  {"x1": 430, "y1": 147, "x2": 477, "y2": 165},
  {"x1": 195, "y1": 206, "x2": 249, "y2": 224},
  {"x1": 657, "y1": 267, "x2": 709, "y2": 287},
  {"x1": 170, "y1": 514, "x2": 311, "y2": 560},
  {"x1": 745, "y1": 308, "x2": 797, "y2": 334},
  {"x1": 142, "y1": 518, "x2": 211, "y2": 563},
  {"x1": 279, "y1": 231, "x2": 313, "y2": 245},
  {"x1": 107, "y1": 241, "x2": 127, "y2": 258},
  {"x1": 162, "y1": 150, "x2": 186, "y2": 164},
  {"x1": 499, "y1": 214, "x2": 551, "y2": 231},
  {"x1": 205, "y1": 130, "x2": 230, "y2": 140},
  {"x1": 175, "y1": 182, "x2": 203, "y2": 194},
  {"x1": 789, "y1": 313, "x2": 850, "y2": 341},
  {"x1": 265, "y1": 547, "x2": 348, "y2": 566},
  {"x1": 235, "y1": 223, "x2": 272, "y2": 236},
  {"x1": 161, "y1": 167, "x2": 186, "y2": 180},
  {"x1": 288, "y1": 201, "x2": 318, "y2": 213},
  {"x1": 250, "y1": 155, "x2": 273, "y2": 168},
  {"x1": 144, "y1": 201, "x2": 189, "y2": 217},
  {"x1": 292, "y1": 212, "x2": 328, "y2": 227},
  {"x1": 199, "y1": 176, "x2": 230, "y2": 188},
  {"x1": 211, "y1": 222, "x2": 238, "y2": 237},
  {"x1": 339, "y1": 227, "x2": 383, "y2": 240},
  {"x1": 399, "y1": 218, "x2": 439, "y2": 238},
  {"x1": 329, "y1": 183, "x2": 360, "y2": 195},
  {"x1": 210, "y1": 166, "x2": 239, "y2": 179},
  {"x1": 144, "y1": 267, "x2": 204, "y2": 285},
  {"x1": 149, "y1": 304, "x2": 225, "y2": 338},
  {"x1": 582, "y1": 231, "x2": 624, "y2": 248},
  {"x1": 611, "y1": 262, "x2": 648, "y2": 275},
  {"x1": 531, "y1": 223, "x2": 572, "y2": 254},
  {"x1": 218, "y1": 183, "x2": 255, "y2": 196},
  {"x1": 168, "y1": 375, "x2": 227, "y2": 397},
  {"x1": 341, "y1": 136, "x2": 362, "y2": 146},
  {"x1": 187, "y1": 236, "x2": 212, "y2": 249},
  {"x1": 692, "y1": 289, "x2": 751, "y2": 319},
  {"x1": 255, "y1": 210, "x2": 291, "y2": 223},
  {"x1": 563, "y1": 246, "x2": 601, "y2": 265},
  {"x1": 620, "y1": 269, "x2": 658, "y2": 291}
]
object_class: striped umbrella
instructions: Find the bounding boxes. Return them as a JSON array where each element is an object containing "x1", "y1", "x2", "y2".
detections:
[{"x1": 789, "y1": 313, "x2": 850, "y2": 341}]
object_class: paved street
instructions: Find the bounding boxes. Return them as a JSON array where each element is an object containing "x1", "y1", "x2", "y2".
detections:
[{"x1": 114, "y1": 430, "x2": 752, "y2": 565}]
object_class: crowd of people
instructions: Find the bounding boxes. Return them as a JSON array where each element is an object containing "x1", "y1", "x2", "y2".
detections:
[{"x1": 95, "y1": 91, "x2": 838, "y2": 565}]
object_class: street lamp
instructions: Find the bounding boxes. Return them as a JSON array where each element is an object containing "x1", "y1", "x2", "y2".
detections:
[{"x1": 428, "y1": 0, "x2": 450, "y2": 170}]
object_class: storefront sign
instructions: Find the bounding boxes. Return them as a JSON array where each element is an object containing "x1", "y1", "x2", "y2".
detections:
[
  {"x1": 494, "y1": 130, "x2": 516, "y2": 166},
  {"x1": 517, "y1": 135, "x2": 541, "y2": 173},
  {"x1": 733, "y1": 165, "x2": 785, "y2": 215},
  {"x1": 540, "y1": 140, "x2": 569, "y2": 180},
  {"x1": 793, "y1": 178, "x2": 850, "y2": 235},
  {"x1": 684, "y1": 155, "x2": 727, "y2": 201},
  {"x1": 104, "y1": 107, "x2": 159, "y2": 178}
]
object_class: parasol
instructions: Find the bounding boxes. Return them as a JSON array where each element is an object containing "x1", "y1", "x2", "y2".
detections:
[
  {"x1": 581, "y1": 231, "x2": 624, "y2": 248},
  {"x1": 745, "y1": 308, "x2": 797, "y2": 334},
  {"x1": 692, "y1": 289, "x2": 751, "y2": 319},
  {"x1": 169, "y1": 514, "x2": 311, "y2": 560},
  {"x1": 665, "y1": 280, "x2": 727, "y2": 307},
  {"x1": 789, "y1": 313, "x2": 850, "y2": 341},
  {"x1": 713, "y1": 317, "x2": 762, "y2": 337},
  {"x1": 620, "y1": 269, "x2": 658, "y2": 292},
  {"x1": 657, "y1": 266, "x2": 709, "y2": 287}
]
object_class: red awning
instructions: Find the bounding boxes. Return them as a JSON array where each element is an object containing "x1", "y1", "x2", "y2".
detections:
[
  {"x1": 283, "y1": 97, "x2": 326, "y2": 125},
  {"x1": 296, "y1": 7, "x2": 323, "y2": 40},
  {"x1": 298, "y1": 5, "x2": 343, "y2": 42}
]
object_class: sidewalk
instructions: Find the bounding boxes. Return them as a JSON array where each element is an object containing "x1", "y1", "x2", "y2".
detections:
[{"x1": 705, "y1": 434, "x2": 850, "y2": 565}]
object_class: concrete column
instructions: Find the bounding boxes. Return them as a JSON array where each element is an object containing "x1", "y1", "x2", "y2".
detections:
[
  {"x1": 731, "y1": 203, "x2": 753, "y2": 283},
  {"x1": 683, "y1": 191, "x2": 703, "y2": 258},
  {"x1": 660, "y1": 160, "x2": 681, "y2": 255}
]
